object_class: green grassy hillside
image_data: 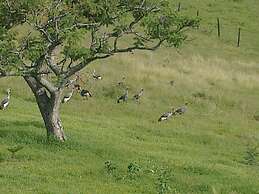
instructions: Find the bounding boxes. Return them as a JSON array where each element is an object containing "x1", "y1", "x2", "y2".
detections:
[{"x1": 1, "y1": 1, "x2": 259, "y2": 194}]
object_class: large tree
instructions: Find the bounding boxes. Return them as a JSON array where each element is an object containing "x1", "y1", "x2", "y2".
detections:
[{"x1": 0, "y1": 0, "x2": 199, "y2": 141}]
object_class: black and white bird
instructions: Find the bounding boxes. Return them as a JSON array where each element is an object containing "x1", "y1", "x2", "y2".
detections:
[
  {"x1": 117, "y1": 88, "x2": 129, "y2": 103},
  {"x1": 158, "y1": 108, "x2": 175, "y2": 122},
  {"x1": 62, "y1": 88, "x2": 74, "y2": 103},
  {"x1": 80, "y1": 89, "x2": 92, "y2": 100},
  {"x1": 0, "y1": 88, "x2": 11, "y2": 110},
  {"x1": 133, "y1": 88, "x2": 144, "y2": 103},
  {"x1": 175, "y1": 102, "x2": 188, "y2": 115},
  {"x1": 92, "y1": 69, "x2": 102, "y2": 80}
]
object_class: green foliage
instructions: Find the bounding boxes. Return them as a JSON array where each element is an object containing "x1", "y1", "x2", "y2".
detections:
[
  {"x1": 23, "y1": 37, "x2": 46, "y2": 62},
  {"x1": 104, "y1": 160, "x2": 118, "y2": 174},
  {"x1": 63, "y1": 46, "x2": 92, "y2": 62},
  {"x1": 0, "y1": 0, "x2": 46, "y2": 29},
  {"x1": 127, "y1": 162, "x2": 141, "y2": 174},
  {"x1": 0, "y1": 28, "x2": 21, "y2": 73},
  {"x1": 156, "y1": 168, "x2": 173, "y2": 194},
  {"x1": 0, "y1": 0, "x2": 198, "y2": 79},
  {"x1": 244, "y1": 144, "x2": 258, "y2": 165},
  {"x1": 141, "y1": 13, "x2": 199, "y2": 47},
  {"x1": 7, "y1": 145, "x2": 24, "y2": 158},
  {"x1": 127, "y1": 162, "x2": 142, "y2": 179},
  {"x1": 133, "y1": 37, "x2": 146, "y2": 47}
]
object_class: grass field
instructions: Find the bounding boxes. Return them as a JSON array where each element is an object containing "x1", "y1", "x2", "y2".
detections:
[{"x1": 0, "y1": 0, "x2": 259, "y2": 194}]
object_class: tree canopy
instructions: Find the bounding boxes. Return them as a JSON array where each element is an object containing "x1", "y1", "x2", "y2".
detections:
[{"x1": 0, "y1": 0, "x2": 199, "y2": 81}]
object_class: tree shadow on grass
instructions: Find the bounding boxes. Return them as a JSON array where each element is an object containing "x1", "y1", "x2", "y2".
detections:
[
  {"x1": 0, "y1": 119, "x2": 43, "y2": 129},
  {"x1": 0, "y1": 120, "x2": 82, "y2": 151}
]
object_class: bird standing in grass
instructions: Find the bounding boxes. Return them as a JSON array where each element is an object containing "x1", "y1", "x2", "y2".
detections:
[
  {"x1": 0, "y1": 88, "x2": 11, "y2": 110},
  {"x1": 80, "y1": 89, "x2": 92, "y2": 100},
  {"x1": 62, "y1": 88, "x2": 74, "y2": 103},
  {"x1": 175, "y1": 102, "x2": 188, "y2": 115},
  {"x1": 117, "y1": 88, "x2": 129, "y2": 103},
  {"x1": 133, "y1": 88, "x2": 144, "y2": 103},
  {"x1": 92, "y1": 69, "x2": 102, "y2": 80},
  {"x1": 158, "y1": 108, "x2": 175, "y2": 122}
]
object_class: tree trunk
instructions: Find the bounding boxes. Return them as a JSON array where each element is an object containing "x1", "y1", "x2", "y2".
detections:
[
  {"x1": 24, "y1": 76, "x2": 66, "y2": 141},
  {"x1": 39, "y1": 91, "x2": 66, "y2": 141}
]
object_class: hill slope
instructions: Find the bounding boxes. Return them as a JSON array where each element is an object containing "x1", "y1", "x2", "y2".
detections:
[{"x1": 0, "y1": 1, "x2": 259, "y2": 194}]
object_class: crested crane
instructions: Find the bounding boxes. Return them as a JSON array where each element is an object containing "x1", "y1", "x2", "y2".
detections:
[
  {"x1": 133, "y1": 88, "x2": 144, "y2": 103},
  {"x1": 158, "y1": 107, "x2": 175, "y2": 122},
  {"x1": 117, "y1": 88, "x2": 129, "y2": 103},
  {"x1": 65, "y1": 74, "x2": 80, "y2": 88},
  {"x1": 80, "y1": 89, "x2": 92, "y2": 100},
  {"x1": 0, "y1": 88, "x2": 11, "y2": 110},
  {"x1": 175, "y1": 102, "x2": 188, "y2": 115},
  {"x1": 62, "y1": 88, "x2": 74, "y2": 103},
  {"x1": 92, "y1": 69, "x2": 102, "y2": 80}
]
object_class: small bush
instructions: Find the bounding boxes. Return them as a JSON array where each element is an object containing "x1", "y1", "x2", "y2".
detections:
[
  {"x1": 127, "y1": 162, "x2": 142, "y2": 179},
  {"x1": 104, "y1": 160, "x2": 117, "y2": 174},
  {"x1": 7, "y1": 145, "x2": 24, "y2": 159},
  {"x1": 156, "y1": 168, "x2": 173, "y2": 194},
  {"x1": 244, "y1": 145, "x2": 258, "y2": 165}
]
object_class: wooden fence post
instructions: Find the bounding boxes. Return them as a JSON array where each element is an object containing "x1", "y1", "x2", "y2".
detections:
[
  {"x1": 217, "y1": 18, "x2": 221, "y2": 38},
  {"x1": 237, "y1": 28, "x2": 241, "y2": 47},
  {"x1": 196, "y1": 10, "x2": 200, "y2": 29}
]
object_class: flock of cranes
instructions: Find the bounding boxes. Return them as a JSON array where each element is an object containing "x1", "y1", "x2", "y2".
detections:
[
  {"x1": 158, "y1": 103, "x2": 188, "y2": 122},
  {"x1": 0, "y1": 69, "x2": 188, "y2": 122},
  {"x1": 62, "y1": 84, "x2": 92, "y2": 103}
]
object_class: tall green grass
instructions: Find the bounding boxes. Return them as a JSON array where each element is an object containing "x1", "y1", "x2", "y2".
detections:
[{"x1": 0, "y1": 0, "x2": 259, "y2": 193}]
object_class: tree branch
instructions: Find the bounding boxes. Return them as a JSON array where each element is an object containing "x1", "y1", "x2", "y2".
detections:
[
  {"x1": 112, "y1": 39, "x2": 165, "y2": 53},
  {"x1": 45, "y1": 54, "x2": 61, "y2": 76},
  {"x1": 34, "y1": 76, "x2": 57, "y2": 94},
  {"x1": 65, "y1": 39, "x2": 164, "y2": 78},
  {"x1": 0, "y1": 69, "x2": 52, "y2": 79},
  {"x1": 37, "y1": 27, "x2": 54, "y2": 43}
]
